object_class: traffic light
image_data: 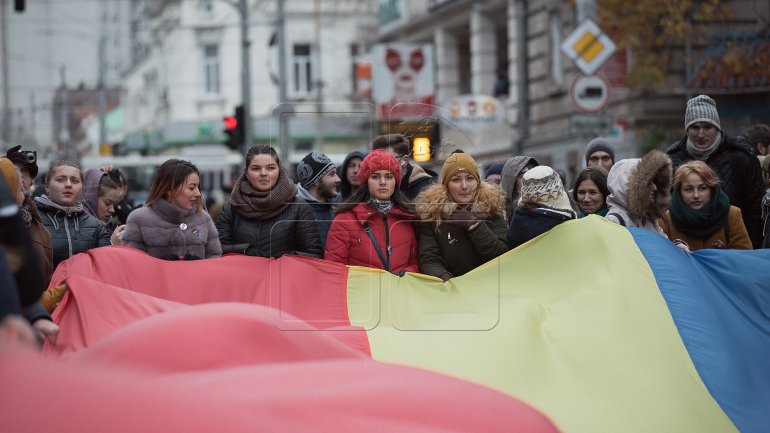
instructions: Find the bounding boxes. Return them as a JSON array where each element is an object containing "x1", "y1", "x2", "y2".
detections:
[
  {"x1": 14, "y1": 0, "x2": 25, "y2": 12},
  {"x1": 223, "y1": 105, "x2": 244, "y2": 150}
]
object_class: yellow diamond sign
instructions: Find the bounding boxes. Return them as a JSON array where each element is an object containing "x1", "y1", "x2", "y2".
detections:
[{"x1": 561, "y1": 19, "x2": 616, "y2": 76}]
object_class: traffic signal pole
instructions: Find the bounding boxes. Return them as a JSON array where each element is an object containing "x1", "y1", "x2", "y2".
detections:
[{"x1": 238, "y1": 0, "x2": 252, "y2": 153}]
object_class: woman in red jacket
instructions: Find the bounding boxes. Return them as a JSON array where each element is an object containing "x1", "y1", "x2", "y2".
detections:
[{"x1": 324, "y1": 150, "x2": 419, "y2": 275}]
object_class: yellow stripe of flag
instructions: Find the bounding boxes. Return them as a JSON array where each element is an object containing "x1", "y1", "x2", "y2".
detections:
[{"x1": 346, "y1": 216, "x2": 736, "y2": 433}]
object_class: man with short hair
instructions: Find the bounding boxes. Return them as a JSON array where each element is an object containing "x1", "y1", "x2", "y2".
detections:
[
  {"x1": 746, "y1": 123, "x2": 770, "y2": 156},
  {"x1": 584, "y1": 138, "x2": 615, "y2": 171},
  {"x1": 371, "y1": 134, "x2": 436, "y2": 200},
  {"x1": 296, "y1": 152, "x2": 340, "y2": 248},
  {"x1": 666, "y1": 95, "x2": 764, "y2": 248}
]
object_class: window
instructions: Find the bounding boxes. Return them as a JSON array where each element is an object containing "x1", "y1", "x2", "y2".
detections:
[
  {"x1": 549, "y1": 12, "x2": 565, "y2": 87},
  {"x1": 293, "y1": 43, "x2": 313, "y2": 96},
  {"x1": 203, "y1": 44, "x2": 220, "y2": 95}
]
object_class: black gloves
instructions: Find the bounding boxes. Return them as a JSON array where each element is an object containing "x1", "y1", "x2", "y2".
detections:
[{"x1": 445, "y1": 209, "x2": 476, "y2": 231}]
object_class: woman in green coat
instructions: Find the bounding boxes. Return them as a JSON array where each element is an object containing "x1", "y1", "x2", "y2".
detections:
[{"x1": 415, "y1": 152, "x2": 509, "y2": 281}]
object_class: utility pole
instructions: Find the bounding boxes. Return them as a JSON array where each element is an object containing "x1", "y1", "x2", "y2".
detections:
[
  {"x1": 277, "y1": 0, "x2": 289, "y2": 165},
  {"x1": 220, "y1": 0, "x2": 253, "y2": 153},
  {"x1": 1, "y1": 0, "x2": 11, "y2": 145},
  {"x1": 238, "y1": 0, "x2": 252, "y2": 152},
  {"x1": 576, "y1": 0, "x2": 596, "y2": 21},
  {"x1": 98, "y1": 34, "x2": 107, "y2": 153},
  {"x1": 313, "y1": 0, "x2": 323, "y2": 153}
]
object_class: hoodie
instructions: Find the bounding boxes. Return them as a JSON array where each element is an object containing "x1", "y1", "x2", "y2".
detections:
[
  {"x1": 500, "y1": 156, "x2": 539, "y2": 221},
  {"x1": 338, "y1": 151, "x2": 367, "y2": 203},
  {"x1": 605, "y1": 150, "x2": 672, "y2": 235},
  {"x1": 82, "y1": 169, "x2": 108, "y2": 224}
]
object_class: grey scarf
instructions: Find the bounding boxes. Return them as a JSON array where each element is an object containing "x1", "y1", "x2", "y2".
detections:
[
  {"x1": 368, "y1": 197, "x2": 393, "y2": 215},
  {"x1": 686, "y1": 131, "x2": 722, "y2": 161}
]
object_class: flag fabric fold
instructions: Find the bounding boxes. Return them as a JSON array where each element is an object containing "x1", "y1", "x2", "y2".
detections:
[{"x1": 4, "y1": 216, "x2": 766, "y2": 433}]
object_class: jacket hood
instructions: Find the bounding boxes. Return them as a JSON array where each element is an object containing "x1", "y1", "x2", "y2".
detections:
[
  {"x1": 500, "y1": 156, "x2": 539, "y2": 218},
  {"x1": 296, "y1": 183, "x2": 320, "y2": 204},
  {"x1": 606, "y1": 158, "x2": 640, "y2": 211},
  {"x1": 414, "y1": 181, "x2": 504, "y2": 228},
  {"x1": 628, "y1": 149, "x2": 672, "y2": 220},
  {"x1": 82, "y1": 169, "x2": 106, "y2": 222},
  {"x1": 607, "y1": 150, "x2": 672, "y2": 222},
  {"x1": 34, "y1": 195, "x2": 85, "y2": 215},
  {"x1": 339, "y1": 151, "x2": 367, "y2": 199}
]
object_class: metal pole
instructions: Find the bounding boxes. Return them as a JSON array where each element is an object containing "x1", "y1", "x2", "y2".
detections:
[
  {"x1": 98, "y1": 36, "x2": 107, "y2": 152},
  {"x1": 277, "y1": 0, "x2": 289, "y2": 166},
  {"x1": 1, "y1": 0, "x2": 12, "y2": 144},
  {"x1": 514, "y1": 0, "x2": 529, "y2": 154},
  {"x1": 239, "y1": 0, "x2": 253, "y2": 153},
  {"x1": 313, "y1": 0, "x2": 323, "y2": 153},
  {"x1": 576, "y1": 0, "x2": 596, "y2": 21}
]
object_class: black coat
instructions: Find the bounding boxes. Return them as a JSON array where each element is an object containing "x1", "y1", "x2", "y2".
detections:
[
  {"x1": 215, "y1": 197, "x2": 322, "y2": 258},
  {"x1": 667, "y1": 135, "x2": 764, "y2": 248},
  {"x1": 508, "y1": 207, "x2": 572, "y2": 249},
  {"x1": 35, "y1": 198, "x2": 112, "y2": 269}
]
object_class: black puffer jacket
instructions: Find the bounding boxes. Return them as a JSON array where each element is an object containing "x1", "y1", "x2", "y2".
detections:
[
  {"x1": 215, "y1": 197, "x2": 322, "y2": 258},
  {"x1": 34, "y1": 196, "x2": 112, "y2": 268},
  {"x1": 667, "y1": 135, "x2": 764, "y2": 248},
  {"x1": 508, "y1": 207, "x2": 573, "y2": 249}
]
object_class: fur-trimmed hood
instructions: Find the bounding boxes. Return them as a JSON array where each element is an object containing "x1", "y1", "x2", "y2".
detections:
[
  {"x1": 414, "y1": 181, "x2": 504, "y2": 229},
  {"x1": 606, "y1": 150, "x2": 672, "y2": 232}
]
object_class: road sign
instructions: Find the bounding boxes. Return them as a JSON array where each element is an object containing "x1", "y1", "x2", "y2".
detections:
[
  {"x1": 571, "y1": 74, "x2": 610, "y2": 113},
  {"x1": 561, "y1": 19, "x2": 617, "y2": 76}
]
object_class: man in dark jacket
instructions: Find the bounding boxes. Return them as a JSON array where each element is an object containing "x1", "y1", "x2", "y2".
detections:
[
  {"x1": 371, "y1": 134, "x2": 437, "y2": 201},
  {"x1": 666, "y1": 95, "x2": 765, "y2": 248},
  {"x1": 296, "y1": 152, "x2": 340, "y2": 249}
]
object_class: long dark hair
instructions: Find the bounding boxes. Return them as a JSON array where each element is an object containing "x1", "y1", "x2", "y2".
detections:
[
  {"x1": 335, "y1": 182, "x2": 413, "y2": 215},
  {"x1": 146, "y1": 159, "x2": 202, "y2": 212}
]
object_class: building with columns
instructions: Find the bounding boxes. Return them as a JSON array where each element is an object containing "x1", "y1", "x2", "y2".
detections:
[{"x1": 369, "y1": 0, "x2": 770, "y2": 182}]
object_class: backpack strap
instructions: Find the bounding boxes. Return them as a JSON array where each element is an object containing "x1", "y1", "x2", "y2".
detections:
[
  {"x1": 363, "y1": 222, "x2": 390, "y2": 272},
  {"x1": 607, "y1": 212, "x2": 626, "y2": 226}
]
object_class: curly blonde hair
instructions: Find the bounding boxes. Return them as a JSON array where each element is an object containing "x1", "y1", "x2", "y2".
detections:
[{"x1": 414, "y1": 180, "x2": 504, "y2": 232}]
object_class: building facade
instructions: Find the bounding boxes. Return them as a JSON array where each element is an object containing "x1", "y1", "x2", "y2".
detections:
[
  {"x1": 367, "y1": 0, "x2": 770, "y2": 181},
  {"x1": 121, "y1": 0, "x2": 378, "y2": 164}
]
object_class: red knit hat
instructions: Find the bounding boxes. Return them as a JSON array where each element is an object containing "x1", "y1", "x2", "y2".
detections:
[{"x1": 357, "y1": 150, "x2": 401, "y2": 186}]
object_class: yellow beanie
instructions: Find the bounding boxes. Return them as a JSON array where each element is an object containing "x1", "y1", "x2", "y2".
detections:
[
  {"x1": 441, "y1": 152, "x2": 479, "y2": 187},
  {"x1": 0, "y1": 158, "x2": 19, "y2": 194}
]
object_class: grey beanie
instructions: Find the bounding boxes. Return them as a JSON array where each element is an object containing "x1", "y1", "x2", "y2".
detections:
[
  {"x1": 685, "y1": 95, "x2": 721, "y2": 132},
  {"x1": 584, "y1": 138, "x2": 616, "y2": 165},
  {"x1": 296, "y1": 152, "x2": 335, "y2": 189}
]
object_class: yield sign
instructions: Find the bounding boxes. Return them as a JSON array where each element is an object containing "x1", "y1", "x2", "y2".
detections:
[{"x1": 560, "y1": 18, "x2": 616, "y2": 76}]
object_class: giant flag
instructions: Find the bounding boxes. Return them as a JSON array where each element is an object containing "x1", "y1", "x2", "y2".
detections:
[{"x1": 4, "y1": 216, "x2": 768, "y2": 433}]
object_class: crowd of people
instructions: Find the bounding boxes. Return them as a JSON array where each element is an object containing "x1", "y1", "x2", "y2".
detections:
[{"x1": 2, "y1": 94, "x2": 769, "y2": 346}]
